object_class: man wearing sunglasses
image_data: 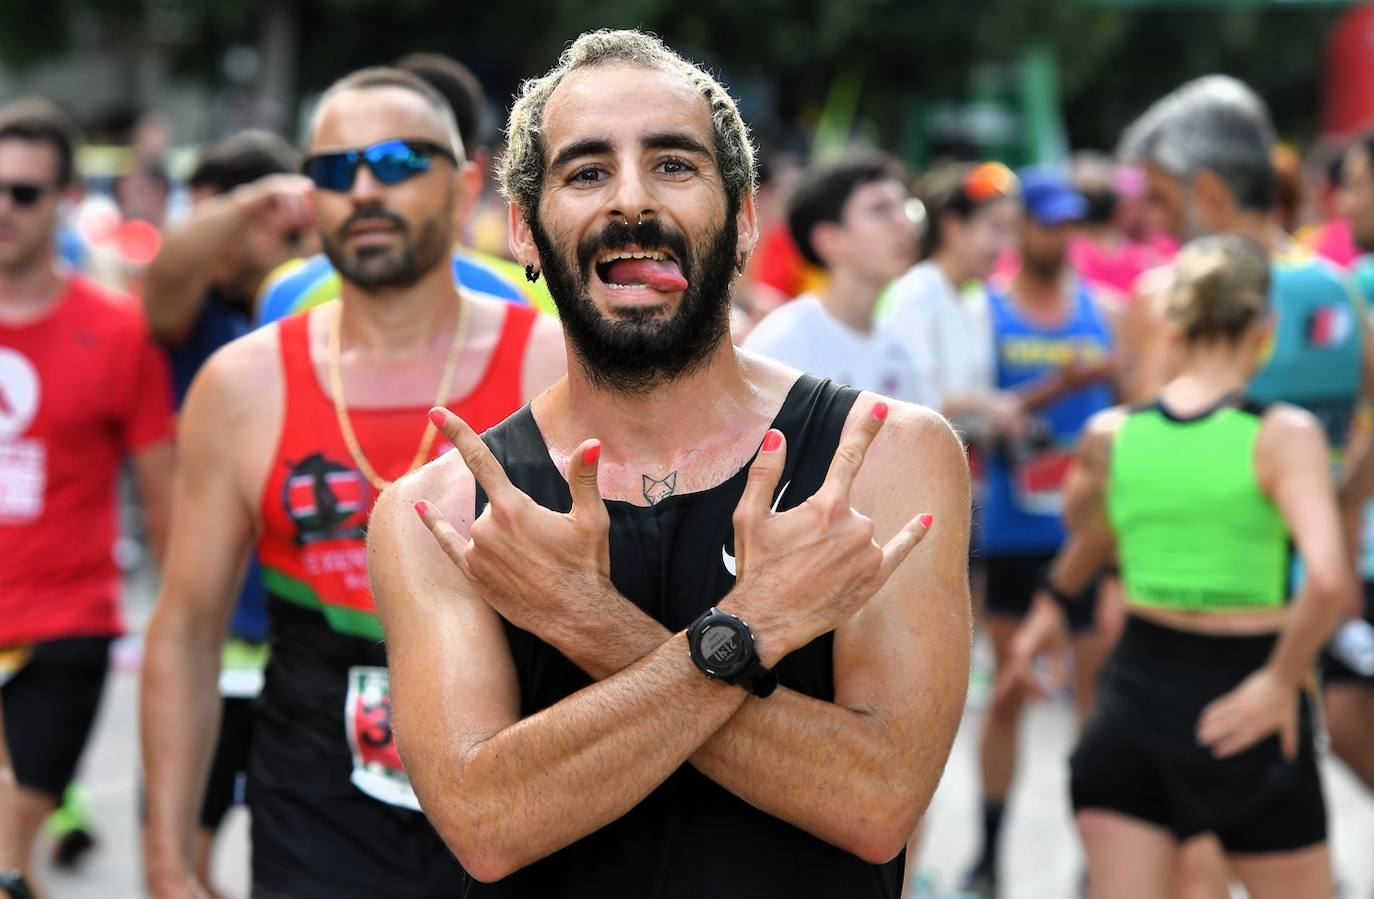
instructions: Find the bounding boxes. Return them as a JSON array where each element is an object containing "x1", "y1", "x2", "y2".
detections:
[
  {"x1": 0, "y1": 98, "x2": 175, "y2": 898},
  {"x1": 256, "y1": 53, "x2": 557, "y2": 325},
  {"x1": 142, "y1": 68, "x2": 565, "y2": 899},
  {"x1": 368, "y1": 29, "x2": 970, "y2": 898}
]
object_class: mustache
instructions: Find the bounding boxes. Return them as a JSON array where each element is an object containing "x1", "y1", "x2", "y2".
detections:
[
  {"x1": 577, "y1": 218, "x2": 690, "y2": 275},
  {"x1": 338, "y1": 207, "x2": 409, "y2": 240}
]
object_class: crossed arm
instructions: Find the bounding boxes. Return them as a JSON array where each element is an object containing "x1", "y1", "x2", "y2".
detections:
[{"x1": 367, "y1": 398, "x2": 971, "y2": 882}]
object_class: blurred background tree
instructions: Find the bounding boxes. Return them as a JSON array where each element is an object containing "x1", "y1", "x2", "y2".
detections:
[{"x1": 0, "y1": 0, "x2": 1354, "y2": 158}]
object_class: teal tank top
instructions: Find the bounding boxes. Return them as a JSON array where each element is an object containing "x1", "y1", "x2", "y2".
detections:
[
  {"x1": 1248, "y1": 254, "x2": 1363, "y2": 451},
  {"x1": 1107, "y1": 398, "x2": 1289, "y2": 611}
]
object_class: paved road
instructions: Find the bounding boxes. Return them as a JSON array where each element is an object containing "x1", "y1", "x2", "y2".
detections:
[{"x1": 30, "y1": 570, "x2": 1374, "y2": 899}]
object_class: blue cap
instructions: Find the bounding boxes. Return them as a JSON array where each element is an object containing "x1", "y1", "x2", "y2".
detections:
[{"x1": 1019, "y1": 167, "x2": 1087, "y2": 225}]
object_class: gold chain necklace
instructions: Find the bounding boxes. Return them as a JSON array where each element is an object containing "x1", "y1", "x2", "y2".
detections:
[{"x1": 326, "y1": 294, "x2": 470, "y2": 491}]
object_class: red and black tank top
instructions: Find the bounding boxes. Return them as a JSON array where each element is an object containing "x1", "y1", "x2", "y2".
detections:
[
  {"x1": 257, "y1": 302, "x2": 536, "y2": 642},
  {"x1": 248, "y1": 301, "x2": 539, "y2": 899}
]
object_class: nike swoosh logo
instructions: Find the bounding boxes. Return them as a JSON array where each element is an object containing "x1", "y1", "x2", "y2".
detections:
[{"x1": 722, "y1": 481, "x2": 790, "y2": 577}]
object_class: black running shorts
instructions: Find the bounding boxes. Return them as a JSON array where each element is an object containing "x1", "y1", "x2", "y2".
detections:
[
  {"x1": 200, "y1": 696, "x2": 254, "y2": 830},
  {"x1": 1071, "y1": 615, "x2": 1326, "y2": 853},
  {"x1": 1, "y1": 637, "x2": 111, "y2": 799},
  {"x1": 984, "y1": 552, "x2": 1098, "y2": 632}
]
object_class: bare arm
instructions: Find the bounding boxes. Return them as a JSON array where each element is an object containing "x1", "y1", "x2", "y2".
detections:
[
  {"x1": 141, "y1": 349, "x2": 265, "y2": 896},
  {"x1": 524, "y1": 401, "x2": 969, "y2": 862},
  {"x1": 142, "y1": 175, "x2": 311, "y2": 343},
  {"x1": 130, "y1": 441, "x2": 175, "y2": 566},
  {"x1": 1197, "y1": 406, "x2": 1349, "y2": 759},
  {"x1": 1047, "y1": 408, "x2": 1123, "y2": 594},
  {"x1": 996, "y1": 408, "x2": 1123, "y2": 702},
  {"x1": 369, "y1": 470, "x2": 749, "y2": 882},
  {"x1": 687, "y1": 402, "x2": 969, "y2": 861},
  {"x1": 1256, "y1": 407, "x2": 1348, "y2": 685},
  {"x1": 370, "y1": 404, "x2": 932, "y2": 879}
]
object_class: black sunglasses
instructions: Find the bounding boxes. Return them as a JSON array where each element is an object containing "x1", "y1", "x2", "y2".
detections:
[
  {"x1": 0, "y1": 181, "x2": 52, "y2": 207},
  {"x1": 302, "y1": 139, "x2": 457, "y2": 192}
]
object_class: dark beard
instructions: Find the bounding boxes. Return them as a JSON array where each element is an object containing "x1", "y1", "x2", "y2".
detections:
[
  {"x1": 530, "y1": 211, "x2": 736, "y2": 394},
  {"x1": 1021, "y1": 252, "x2": 1064, "y2": 283},
  {"x1": 321, "y1": 205, "x2": 451, "y2": 291}
]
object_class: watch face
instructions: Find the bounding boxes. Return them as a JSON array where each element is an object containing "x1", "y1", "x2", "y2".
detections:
[{"x1": 699, "y1": 621, "x2": 748, "y2": 674}]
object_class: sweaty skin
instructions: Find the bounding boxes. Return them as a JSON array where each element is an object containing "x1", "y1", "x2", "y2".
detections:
[{"x1": 366, "y1": 59, "x2": 972, "y2": 885}]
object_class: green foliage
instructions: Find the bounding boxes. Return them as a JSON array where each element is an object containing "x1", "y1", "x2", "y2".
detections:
[{"x1": 0, "y1": 0, "x2": 1351, "y2": 151}]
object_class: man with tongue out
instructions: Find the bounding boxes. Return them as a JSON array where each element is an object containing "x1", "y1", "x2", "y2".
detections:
[{"x1": 369, "y1": 29, "x2": 971, "y2": 899}]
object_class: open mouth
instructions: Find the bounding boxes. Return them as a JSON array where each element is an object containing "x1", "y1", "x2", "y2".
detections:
[{"x1": 593, "y1": 245, "x2": 688, "y2": 293}]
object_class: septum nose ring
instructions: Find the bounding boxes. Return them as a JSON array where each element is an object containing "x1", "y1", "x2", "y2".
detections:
[{"x1": 622, "y1": 215, "x2": 643, "y2": 227}]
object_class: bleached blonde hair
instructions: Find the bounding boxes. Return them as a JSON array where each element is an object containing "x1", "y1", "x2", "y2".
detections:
[{"x1": 1166, "y1": 234, "x2": 1271, "y2": 342}]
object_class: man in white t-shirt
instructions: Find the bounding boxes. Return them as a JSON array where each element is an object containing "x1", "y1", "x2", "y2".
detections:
[
  {"x1": 744, "y1": 154, "x2": 925, "y2": 401},
  {"x1": 879, "y1": 162, "x2": 1024, "y2": 438}
]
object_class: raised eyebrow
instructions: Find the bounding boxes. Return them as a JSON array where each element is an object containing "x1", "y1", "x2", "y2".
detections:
[
  {"x1": 548, "y1": 138, "x2": 615, "y2": 173},
  {"x1": 642, "y1": 131, "x2": 713, "y2": 158}
]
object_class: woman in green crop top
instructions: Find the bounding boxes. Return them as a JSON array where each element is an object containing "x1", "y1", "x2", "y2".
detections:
[{"x1": 1001, "y1": 235, "x2": 1348, "y2": 899}]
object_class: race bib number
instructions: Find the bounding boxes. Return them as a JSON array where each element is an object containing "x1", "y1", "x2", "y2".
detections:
[
  {"x1": 1013, "y1": 448, "x2": 1073, "y2": 517},
  {"x1": 343, "y1": 666, "x2": 421, "y2": 811}
]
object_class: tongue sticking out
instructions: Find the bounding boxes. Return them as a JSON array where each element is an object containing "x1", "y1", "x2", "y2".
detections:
[{"x1": 603, "y1": 257, "x2": 688, "y2": 292}]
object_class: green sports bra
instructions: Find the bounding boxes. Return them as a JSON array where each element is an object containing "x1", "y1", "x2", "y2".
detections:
[{"x1": 1106, "y1": 397, "x2": 1289, "y2": 612}]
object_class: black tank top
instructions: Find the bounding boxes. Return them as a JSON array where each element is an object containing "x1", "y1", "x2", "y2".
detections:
[{"x1": 470, "y1": 375, "x2": 905, "y2": 899}]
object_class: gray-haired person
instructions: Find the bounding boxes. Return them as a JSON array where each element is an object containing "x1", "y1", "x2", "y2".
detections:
[{"x1": 1015, "y1": 74, "x2": 1374, "y2": 898}]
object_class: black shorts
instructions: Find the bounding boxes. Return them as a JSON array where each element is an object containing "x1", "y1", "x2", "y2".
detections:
[
  {"x1": 983, "y1": 552, "x2": 1098, "y2": 632},
  {"x1": 1322, "y1": 581, "x2": 1374, "y2": 685},
  {"x1": 1071, "y1": 616, "x2": 1325, "y2": 853},
  {"x1": 201, "y1": 696, "x2": 254, "y2": 830},
  {"x1": 0, "y1": 637, "x2": 111, "y2": 799}
]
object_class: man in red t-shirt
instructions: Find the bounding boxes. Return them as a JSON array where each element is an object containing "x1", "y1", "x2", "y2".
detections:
[{"x1": 0, "y1": 98, "x2": 174, "y2": 894}]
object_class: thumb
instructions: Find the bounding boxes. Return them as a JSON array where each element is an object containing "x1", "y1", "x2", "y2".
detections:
[{"x1": 567, "y1": 439, "x2": 607, "y2": 524}]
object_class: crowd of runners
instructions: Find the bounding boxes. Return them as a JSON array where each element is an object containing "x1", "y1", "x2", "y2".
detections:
[{"x1": 3, "y1": 26, "x2": 1374, "y2": 899}]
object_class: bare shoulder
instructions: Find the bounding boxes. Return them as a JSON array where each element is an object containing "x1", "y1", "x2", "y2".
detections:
[
  {"x1": 375, "y1": 450, "x2": 480, "y2": 544},
  {"x1": 848, "y1": 395, "x2": 969, "y2": 522},
  {"x1": 1077, "y1": 405, "x2": 1130, "y2": 466},
  {"x1": 182, "y1": 324, "x2": 283, "y2": 441},
  {"x1": 1085, "y1": 404, "x2": 1129, "y2": 439},
  {"x1": 192, "y1": 324, "x2": 281, "y2": 409},
  {"x1": 855, "y1": 395, "x2": 966, "y2": 479},
  {"x1": 1257, "y1": 402, "x2": 1327, "y2": 453}
]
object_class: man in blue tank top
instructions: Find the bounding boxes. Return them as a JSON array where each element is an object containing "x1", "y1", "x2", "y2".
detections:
[
  {"x1": 367, "y1": 29, "x2": 974, "y2": 899},
  {"x1": 1117, "y1": 74, "x2": 1374, "y2": 894},
  {"x1": 965, "y1": 167, "x2": 1119, "y2": 897}
]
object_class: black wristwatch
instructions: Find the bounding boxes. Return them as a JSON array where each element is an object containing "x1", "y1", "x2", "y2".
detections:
[
  {"x1": 0, "y1": 870, "x2": 34, "y2": 899},
  {"x1": 687, "y1": 607, "x2": 779, "y2": 698}
]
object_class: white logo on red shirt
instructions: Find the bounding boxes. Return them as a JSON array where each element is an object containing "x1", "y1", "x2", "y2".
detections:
[{"x1": 0, "y1": 348, "x2": 40, "y2": 438}]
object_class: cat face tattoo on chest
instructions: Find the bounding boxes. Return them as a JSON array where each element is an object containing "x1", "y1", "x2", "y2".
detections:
[{"x1": 642, "y1": 471, "x2": 678, "y2": 506}]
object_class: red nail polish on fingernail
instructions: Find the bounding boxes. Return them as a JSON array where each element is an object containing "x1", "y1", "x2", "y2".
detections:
[
  {"x1": 583, "y1": 443, "x2": 601, "y2": 465},
  {"x1": 761, "y1": 430, "x2": 782, "y2": 452},
  {"x1": 918, "y1": 513, "x2": 934, "y2": 529},
  {"x1": 415, "y1": 501, "x2": 430, "y2": 517},
  {"x1": 872, "y1": 402, "x2": 889, "y2": 421},
  {"x1": 428, "y1": 409, "x2": 445, "y2": 429}
]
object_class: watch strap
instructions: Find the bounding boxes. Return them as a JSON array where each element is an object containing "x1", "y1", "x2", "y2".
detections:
[{"x1": 687, "y1": 607, "x2": 777, "y2": 698}]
